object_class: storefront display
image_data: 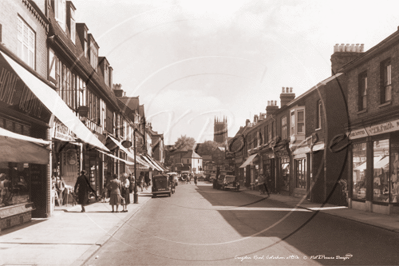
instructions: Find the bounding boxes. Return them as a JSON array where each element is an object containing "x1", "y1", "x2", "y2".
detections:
[
  {"x1": 352, "y1": 142, "x2": 367, "y2": 200},
  {"x1": 372, "y1": 139, "x2": 389, "y2": 203},
  {"x1": 280, "y1": 157, "x2": 290, "y2": 191}
]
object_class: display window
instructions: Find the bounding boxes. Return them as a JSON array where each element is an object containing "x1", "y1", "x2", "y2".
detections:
[
  {"x1": 352, "y1": 142, "x2": 367, "y2": 200},
  {"x1": 372, "y1": 139, "x2": 390, "y2": 203},
  {"x1": 390, "y1": 137, "x2": 399, "y2": 204},
  {"x1": 0, "y1": 162, "x2": 30, "y2": 207}
]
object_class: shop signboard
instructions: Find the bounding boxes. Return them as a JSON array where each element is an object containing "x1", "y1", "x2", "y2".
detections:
[
  {"x1": 348, "y1": 119, "x2": 399, "y2": 139},
  {"x1": 53, "y1": 119, "x2": 76, "y2": 142}
]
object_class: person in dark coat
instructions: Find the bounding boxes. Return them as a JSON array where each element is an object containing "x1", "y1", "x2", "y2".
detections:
[{"x1": 74, "y1": 170, "x2": 96, "y2": 212}]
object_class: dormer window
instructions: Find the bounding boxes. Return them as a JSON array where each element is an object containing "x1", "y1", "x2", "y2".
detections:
[
  {"x1": 67, "y1": 2, "x2": 76, "y2": 44},
  {"x1": 89, "y1": 34, "x2": 99, "y2": 71},
  {"x1": 54, "y1": 0, "x2": 66, "y2": 31}
]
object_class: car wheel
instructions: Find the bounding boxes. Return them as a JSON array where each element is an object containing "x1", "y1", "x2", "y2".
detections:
[{"x1": 168, "y1": 193, "x2": 171, "y2": 197}]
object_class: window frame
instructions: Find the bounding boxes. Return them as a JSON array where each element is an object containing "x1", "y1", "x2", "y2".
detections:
[
  {"x1": 281, "y1": 116, "x2": 288, "y2": 140},
  {"x1": 17, "y1": 16, "x2": 36, "y2": 69},
  {"x1": 316, "y1": 100, "x2": 322, "y2": 130},
  {"x1": 358, "y1": 71, "x2": 368, "y2": 111},
  {"x1": 290, "y1": 107, "x2": 305, "y2": 136},
  {"x1": 380, "y1": 58, "x2": 392, "y2": 104}
]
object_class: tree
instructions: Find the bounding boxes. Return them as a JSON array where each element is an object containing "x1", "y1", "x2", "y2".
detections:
[
  {"x1": 195, "y1": 140, "x2": 220, "y2": 156},
  {"x1": 174, "y1": 135, "x2": 196, "y2": 151}
]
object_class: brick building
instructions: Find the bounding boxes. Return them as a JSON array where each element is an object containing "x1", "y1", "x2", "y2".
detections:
[{"x1": 343, "y1": 30, "x2": 399, "y2": 215}]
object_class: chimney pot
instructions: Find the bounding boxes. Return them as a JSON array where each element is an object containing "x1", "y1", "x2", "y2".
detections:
[
  {"x1": 290, "y1": 87, "x2": 293, "y2": 93},
  {"x1": 350, "y1": 44, "x2": 355, "y2": 52},
  {"x1": 275, "y1": 100, "x2": 277, "y2": 106},
  {"x1": 334, "y1": 44, "x2": 339, "y2": 52},
  {"x1": 355, "y1": 43, "x2": 360, "y2": 52},
  {"x1": 282, "y1": 87, "x2": 285, "y2": 93},
  {"x1": 360, "y1": 44, "x2": 364, "y2": 52},
  {"x1": 340, "y1": 44, "x2": 345, "y2": 52}
]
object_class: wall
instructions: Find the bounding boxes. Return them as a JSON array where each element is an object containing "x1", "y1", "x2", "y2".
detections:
[{"x1": 0, "y1": 0, "x2": 48, "y2": 78}]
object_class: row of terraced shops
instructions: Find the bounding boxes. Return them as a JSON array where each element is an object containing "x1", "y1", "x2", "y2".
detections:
[{"x1": 233, "y1": 34, "x2": 399, "y2": 215}]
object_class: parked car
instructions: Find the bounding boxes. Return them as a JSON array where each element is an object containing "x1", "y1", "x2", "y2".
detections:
[
  {"x1": 180, "y1": 171, "x2": 190, "y2": 181},
  {"x1": 152, "y1": 175, "x2": 172, "y2": 197}
]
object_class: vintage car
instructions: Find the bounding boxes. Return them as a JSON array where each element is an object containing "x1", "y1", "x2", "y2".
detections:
[
  {"x1": 215, "y1": 174, "x2": 240, "y2": 191},
  {"x1": 167, "y1": 172, "x2": 179, "y2": 186},
  {"x1": 152, "y1": 175, "x2": 172, "y2": 197}
]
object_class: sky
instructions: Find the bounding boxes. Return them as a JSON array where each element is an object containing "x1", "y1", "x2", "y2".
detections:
[{"x1": 72, "y1": 0, "x2": 399, "y2": 145}]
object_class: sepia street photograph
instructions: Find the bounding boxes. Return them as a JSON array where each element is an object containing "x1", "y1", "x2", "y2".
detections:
[{"x1": 1, "y1": 0, "x2": 399, "y2": 265}]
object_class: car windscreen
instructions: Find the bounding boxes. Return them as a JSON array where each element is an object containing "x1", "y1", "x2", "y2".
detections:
[
  {"x1": 153, "y1": 177, "x2": 167, "y2": 188},
  {"x1": 225, "y1": 176, "x2": 235, "y2": 182}
]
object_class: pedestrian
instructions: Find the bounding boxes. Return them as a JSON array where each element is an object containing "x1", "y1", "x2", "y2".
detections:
[
  {"x1": 187, "y1": 173, "x2": 191, "y2": 184},
  {"x1": 129, "y1": 174, "x2": 135, "y2": 194},
  {"x1": 144, "y1": 172, "x2": 150, "y2": 190},
  {"x1": 107, "y1": 174, "x2": 122, "y2": 213},
  {"x1": 74, "y1": 170, "x2": 96, "y2": 212},
  {"x1": 55, "y1": 176, "x2": 66, "y2": 205},
  {"x1": 194, "y1": 174, "x2": 198, "y2": 186},
  {"x1": 139, "y1": 172, "x2": 145, "y2": 192},
  {"x1": 121, "y1": 173, "x2": 130, "y2": 212},
  {"x1": 103, "y1": 172, "x2": 112, "y2": 202}
]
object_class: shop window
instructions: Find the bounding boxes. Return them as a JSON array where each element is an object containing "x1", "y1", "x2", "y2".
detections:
[
  {"x1": 380, "y1": 59, "x2": 392, "y2": 103},
  {"x1": 17, "y1": 16, "x2": 35, "y2": 69},
  {"x1": 352, "y1": 142, "x2": 367, "y2": 200},
  {"x1": 390, "y1": 139, "x2": 399, "y2": 203},
  {"x1": 373, "y1": 139, "x2": 390, "y2": 203},
  {"x1": 0, "y1": 163, "x2": 30, "y2": 207},
  {"x1": 358, "y1": 72, "x2": 367, "y2": 111},
  {"x1": 295, "y1": 158, "x2": 306, "y2": 189}
]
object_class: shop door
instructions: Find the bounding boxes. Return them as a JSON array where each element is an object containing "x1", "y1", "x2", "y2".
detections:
[
  {"x1": 30, "y1": 164, "x2": 48, "y2": 218},
  {"x1": 246, "y1": 165, "x2": 251, "y2": 187}
]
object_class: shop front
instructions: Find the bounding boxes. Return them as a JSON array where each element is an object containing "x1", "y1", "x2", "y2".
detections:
[
  {"x1": 261, "y1": 150, "x2": 275, "y2": 193},
  {"x1": 0, "y1": 49, "x2": 109, "y2": 220},
  {"x1": 273, "y1": 139, "x2": 290, "y2": 194},
  {"x1": 0, "y1": 50, "x2": 53, "y2": 228},
  {"x1": 348, "y1": 120, "x2": 399, "y2": 215},
  {"x1": 239, "y1": 154, "x2": 258, "y2": 188}
]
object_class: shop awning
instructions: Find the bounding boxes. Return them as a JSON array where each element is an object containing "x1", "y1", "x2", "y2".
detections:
[
  {"x1": 97, "y1": 149, "x2": 134, "y2": 166},
  {"x1": 0, "y1": 127, "x2": 50, "y2": 164},
  {"x1": 239, "y1": 154, "x2": 258, "y2": 168},
  {"x1": 0, "y1": 51, "x2": 109, "y2": 152},
  {"x1": 142, "y1": 155, "x2": 163, "y2": 171},
  {"x1": 146, "y1": 155, "x2": 165, "y2": 172},
  {"x1": 313, "y1": 142, "x2": 325, "y2": 152}
]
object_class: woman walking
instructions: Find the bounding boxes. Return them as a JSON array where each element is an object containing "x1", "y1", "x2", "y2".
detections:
[
  {"x1": 74, "y1": 170, "x2": 96, "y2": 212},
  {"x1": 107, "y1": 174, "x2": 122, "y2": 213},
  {"x1": 121, "y1": 173, "x2": 130, "y2": 212}
]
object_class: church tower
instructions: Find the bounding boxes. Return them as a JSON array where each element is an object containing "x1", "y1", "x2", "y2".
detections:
[{"x1": 214, "y1": 116, "x2": 228, "y2": 143}]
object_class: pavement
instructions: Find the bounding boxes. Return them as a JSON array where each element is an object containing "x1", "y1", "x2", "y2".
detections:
[
  {"x1": 0, "y1": 190, "x2": 153, "y2": 266},
  {"x1": 0, "y1": 183, "x2": 399, "y2": 266},
  {"x1": 240, "y1": 186, "x2": 399, "y2": 233}
]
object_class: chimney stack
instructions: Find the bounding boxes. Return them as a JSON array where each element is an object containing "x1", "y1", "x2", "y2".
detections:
[
  {"x1": 266, "y1": 98, "x2": 279, "y2": 116},
  {"x1": 113, "y1": 83, "x2": 124, "y2": 97},
  {"x1": 331, "y1": 43, "x2": 364, "y2": 75},
  {"x1": 280, "y1": 87, "x2": 295, "y2": 107},
  {"x1": 245, "y1": 119, "x2": 250, "y2": 127}
]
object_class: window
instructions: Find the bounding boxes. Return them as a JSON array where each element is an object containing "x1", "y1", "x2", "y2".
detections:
[
  {"x1": 295, "y1": 158, "x2": 306, "y2": 189},
  {"x1": 17, "y1": 17, "x2": 35, "y2": 69},
  {"x1": 48, "y1": 49, "x2": 57, "y2": 82},
  {"x1": 352, "y1": 142, "x2": 367, "y2": 200},
  {"x1": 90, "y1": 45, "x2": 98, "y2": 70},
  {"x1": 69, "y1": 5, "x2": 76, "y2": 43},
  {"x1": 290, "y1": 108, "x2": 305, "y2": 135},
  {"x1": 316, "y1": 100, "x2": 322, "y2": 129},
  {"x1": 281, "y1": 116, "x2": 287, "y2": 139},
  {"x1": 358, "y1": 72, "x2": 367, "y2": 111},
  {"x1": 54, "y1": 0, "x2": 66, "y2": 31},
  {"x1": 380, "y1": 59, "x2": 392, "y2": 103},
  {"x1": 84, "y1": 31, "x2": 88, "y2": 58},
  {"x1": 373, "y1": 139, "x2": 390, "y2": 203}
]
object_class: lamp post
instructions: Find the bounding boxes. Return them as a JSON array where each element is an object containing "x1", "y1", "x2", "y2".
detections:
[{"x1": 133, "y1": 128, "x2": 138, "y2": 204}]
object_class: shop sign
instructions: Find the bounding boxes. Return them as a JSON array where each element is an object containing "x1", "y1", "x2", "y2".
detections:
[
  {"x1": 53, "y1": 119, "x2": 76, "y2": 141},
  {"x1": 86, "y1": 120, "x2": 103, "y2": 135},
  {"x1": 348, "y1": 119, "x2": 399, "y2": 139},
  {"x1": 262, "y1": 152, "x2": 274, "y2": 159}
]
